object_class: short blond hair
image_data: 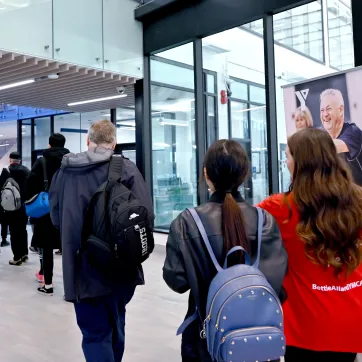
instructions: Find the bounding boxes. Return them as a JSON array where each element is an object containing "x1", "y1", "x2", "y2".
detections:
[
  {"x1": 294, "y1": 106, "x2": 314, "y2": 127},
  {"x1": 88, "y1": 120, "x2": 116, "y2": 145},
  {"x1": 320, "y1": 88, "x2": 344, "y2": 107}
]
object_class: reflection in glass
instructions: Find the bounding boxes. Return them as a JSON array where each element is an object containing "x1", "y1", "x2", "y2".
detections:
[
  {"x1": 327, "y1": 0, "x2": 353, "y2": 70},
  {"x1": 244, "y1": 2, "x2": 323, "y2": 62},
  {"x1": 151, "y1": 82, "x2": 197, "y2": 230},
  {"x1": 117, "y1": 108, "x2": 136, "y2": 144},
  {"x1": 34, "y1": 117, "x2": 51, "y2": 150},
  {"x1": 231, "y1": 102, "x2": 249, "y2": 140},
  {"x1": 21, "y1": 122, "x2": 32, "y2": 169},
  {"x1": 54, "y1": 113, "x2": 81, "y2": 154},
  {"x1": 250, "y1": 107, "x2": 268, "y2": 204}
]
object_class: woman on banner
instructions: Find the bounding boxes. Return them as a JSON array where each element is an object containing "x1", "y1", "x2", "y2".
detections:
[
  {"x1": 258, "y1": 128, "x2": 362, "y2": 362},
  {"x1": 293, "y1": 105, "x2": 314, "y2": 132}
]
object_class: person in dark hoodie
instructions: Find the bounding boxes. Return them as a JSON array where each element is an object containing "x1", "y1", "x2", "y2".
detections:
[
  {"x1": 0, "y1": 152, "x2": 30, "y2": 265},
  {"x1": 49, "y1": 120, "x2": 154, "y2": 361},
  {"x1": 25, "y1": 133, "x2": 69, "y2": 295}
]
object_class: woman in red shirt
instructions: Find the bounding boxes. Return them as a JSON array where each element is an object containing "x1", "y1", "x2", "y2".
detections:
[{"x1": 258, "y1": 128, "x2": 362, "y2": 362}]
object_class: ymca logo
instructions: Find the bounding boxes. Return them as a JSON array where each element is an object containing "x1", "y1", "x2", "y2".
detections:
[{"x1": 295, "y1": 89, "x2": 310, "y2": 107}]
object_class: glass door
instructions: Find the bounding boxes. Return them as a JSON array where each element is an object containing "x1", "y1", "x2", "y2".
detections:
[{"x1": 21, "y1": 120, "x2": 32, "y2": 169}]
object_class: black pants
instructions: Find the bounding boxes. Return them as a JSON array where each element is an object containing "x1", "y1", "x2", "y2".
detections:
[
  {"x1": 1, "y1": 220, "x2": 8, "y2": 241},
  {"x1": 6, "y1": 208, "x2": 28, "y2": 260},
  {"x1": 285, "y1": 346, "x2": 357, "y2": 362},
  {"x1": 42, "y1": 246, "x2": 54, "y2": 285}
]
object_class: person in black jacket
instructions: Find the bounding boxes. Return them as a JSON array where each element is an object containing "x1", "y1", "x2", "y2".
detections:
[
  {"x1": 163, "y1": 140, "x2": 288, "y2": 362},
  {"x1": 0, "y1": 152, "x2": 30, "y2": 265},
  {"x1": 25, "y1": 133, "x2": 69, "y2": 295}
]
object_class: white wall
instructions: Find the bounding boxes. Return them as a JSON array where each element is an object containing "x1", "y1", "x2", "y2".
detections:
[{"x1": 0, "y1": 0, "x2": 143, "y2": 78}]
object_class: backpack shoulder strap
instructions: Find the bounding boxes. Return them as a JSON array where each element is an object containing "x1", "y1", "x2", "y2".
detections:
[
  {"x1": 107, "y1": 154, "x2": 123, "y2": 187},
  {"x1": 41, "y1": 157, "x2": 49, "y2": 191},
  {"x1": 253, "y1": 207, "x2": 263, "y2": 269},
  {"x1": 187, "y1": 208, "x2": 223, "y2": 273}
]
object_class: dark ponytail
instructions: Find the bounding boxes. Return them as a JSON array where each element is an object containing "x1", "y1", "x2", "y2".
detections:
[
  {"x1": 204, "y1": 140, "x2": 250, "y2": 262},
  {"x1": 222, "y1": 193, "x2": 249, "y2": 261}
]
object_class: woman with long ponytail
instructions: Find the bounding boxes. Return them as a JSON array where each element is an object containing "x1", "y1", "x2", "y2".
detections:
[{"x1": 163, "y1": 140, "x2": 287, "y2": 362}]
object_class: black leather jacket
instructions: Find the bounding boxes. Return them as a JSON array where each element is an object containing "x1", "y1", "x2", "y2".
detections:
[{"x1": 163, "y1": 191, "x2": 287, "y2": 361}]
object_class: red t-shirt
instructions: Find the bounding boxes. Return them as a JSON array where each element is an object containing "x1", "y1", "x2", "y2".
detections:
[{"x1": 258, "y1": 193, "x2": 362, "y2": 353}]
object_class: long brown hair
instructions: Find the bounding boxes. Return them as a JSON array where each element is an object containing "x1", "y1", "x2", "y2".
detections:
[
  {"x1": 203, "y1": 140, "x2": 250, "y2": 258},
  {"x1": 287, "y1": 128, "x2": 362, "y2": 275}
]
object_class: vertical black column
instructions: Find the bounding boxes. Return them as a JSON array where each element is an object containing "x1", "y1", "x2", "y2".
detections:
[
  {"x1": 193, "y1": 39, "x2": 207, "y2": 205},
  {"x1": 110, "y1": 108, "x2": 117, "y2": 126},
  {"x1": 135, "y1": 56, "x2": 153, "y2": 195},
  {"x1": 263, "y1": 14, "x2": 279, "y2": 195},
  {"x1": 17, "y1": 119, "x2": 22, "y2": 155},
  {"x1": 50, "y1": 115, "x2": 55, "y2": 134},
  {"x1": 352, "y1": 0, "x2": 362, "y2": 66},
  {"x1": 31, "y1": 118, "x2": 35, "y2": 152}
]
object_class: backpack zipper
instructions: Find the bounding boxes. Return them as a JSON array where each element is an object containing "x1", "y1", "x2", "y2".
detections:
[
  {"x1": 221, "y1": 326, "x2": 282, "y2": 343},
  {"x1": 215, "y1": 285, "x2": 283, "y2": 329}
]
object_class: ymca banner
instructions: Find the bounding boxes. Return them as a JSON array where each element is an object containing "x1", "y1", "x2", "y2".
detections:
[{"x1": 283, "y1": 67, "x2": 362, "y2": 186}]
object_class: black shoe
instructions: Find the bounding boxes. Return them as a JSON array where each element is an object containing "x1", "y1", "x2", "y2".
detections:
[
  {"x1": 1, "y1": 240, "x2": 10, "y2": 247},
  {"x1": 9, "y1": 259, "x2": 22, "y2": 266},
  {"x1": 22, "y1": 255, "x2": 29, "y2": 263},
  {"x1": 37, "y1": 285, "x2": 53, "y2": 296},
  {"x1": 29, "y1": 246, "x2": 38, "y2": 253}
]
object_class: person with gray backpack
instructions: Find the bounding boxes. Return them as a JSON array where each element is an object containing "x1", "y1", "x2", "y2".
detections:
[
  {"x1": 0, "y1": 152, "x2": 30, "y2": 265},
  {"x1": 163, "y1": 140, "x2": 288, "y2": 362}
]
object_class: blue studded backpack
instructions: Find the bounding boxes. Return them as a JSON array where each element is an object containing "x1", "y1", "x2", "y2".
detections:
[{"x1": 178, "y1": 207, "x2": 286, "y2": 362}]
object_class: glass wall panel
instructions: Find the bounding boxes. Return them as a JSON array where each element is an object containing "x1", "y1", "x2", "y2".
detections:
[
  {"x1": 202, "y1": 23, "x2": 268, "y2": 204},
  {"x1": 0, "y1": 0, "x2": 52, "y2": 58},
  {"x1": 117, "y1": 108, "x2": 136, "y2": 144},
  {"x1": 34, "y1": 117, "x2": 51, "y2": 150},
  {"x1": 274, "y1": 2, "x2": 324, "y2": 62},
  {"x1": 245, "y1": 2, "x2": 324, "y2": 62},
  {"x1": 273, "y1": 2, "x2": 348, "y2": 192},
  {"x1": 21, "y1": 121, "x2": 31, "y2": 169},
  {"x1": 327, "y1": 0, "x2": 354, "y2": 70},
  {"x1": 151, "y1": 46, "x2": 197, "y2": 230},
  {"x1": 54, "y1": 113, "x2": 81, "y2": 154},
  {"x1": 103, "y1": 0, "x2": 143, "y2": 78},
  {"x1": 53, "y1": 0, "x2": 103, "y2": 68},
  {"x1": 0, "y1": 120, "x2": 18, "y2": 169}
]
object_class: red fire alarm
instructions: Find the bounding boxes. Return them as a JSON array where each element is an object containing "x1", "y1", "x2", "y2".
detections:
[{"x1": 220, "y1": 90, "x2": 228, "y2": 105}]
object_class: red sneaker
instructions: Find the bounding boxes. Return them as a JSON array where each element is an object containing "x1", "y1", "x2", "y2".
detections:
[{"x1": 35, "y1": 271, "x2": 44, "y2": 284}]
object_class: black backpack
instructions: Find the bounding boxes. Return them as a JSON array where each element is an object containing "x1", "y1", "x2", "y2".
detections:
[{"x1": 80, "y1": 155, "x2": 154, "y2": 274}]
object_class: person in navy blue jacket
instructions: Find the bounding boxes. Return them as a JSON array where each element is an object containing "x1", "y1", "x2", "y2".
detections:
[{"x1": 49, "y1": 120, "x2": 154, "y2": 362}]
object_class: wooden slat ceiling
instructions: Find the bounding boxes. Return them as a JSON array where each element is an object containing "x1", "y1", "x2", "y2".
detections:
[{"x1": 0, "y1": 50, "x2": 137, "y2": 113}]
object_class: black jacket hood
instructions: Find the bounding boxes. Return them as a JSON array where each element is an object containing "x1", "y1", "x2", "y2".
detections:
[{"x1": 43, "y1": 147, "x2": 70, "y2": 162}]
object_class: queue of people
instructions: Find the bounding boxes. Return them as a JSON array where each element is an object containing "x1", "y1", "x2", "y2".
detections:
[
  {"x1": 0, "y1": 120, "x2": 361, "y2": 362},
  {"x1": 0, "y1": 135, "x2": 67, "y2": 296}
]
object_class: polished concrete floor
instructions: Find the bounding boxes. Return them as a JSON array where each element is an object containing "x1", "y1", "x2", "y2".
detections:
[
  {"x1": 0, "y1": 234, "x2": 187, "y2": 362},
  {"x1": 0, "y1": 234, "x2": 360, "y2": 362}
]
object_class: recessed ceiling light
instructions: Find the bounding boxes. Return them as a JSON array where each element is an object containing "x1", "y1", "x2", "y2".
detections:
[
  {"x1": 0, "y1": 79, "x2": 34, "y2": 91},
  {"x1": 68, "y1": 94, "x2": 127, "y2": 107}
]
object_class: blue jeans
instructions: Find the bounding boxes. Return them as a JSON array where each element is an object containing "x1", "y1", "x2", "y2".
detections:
[{"x1": 74, "y1": 285, "x2": 136, "y2": 362}]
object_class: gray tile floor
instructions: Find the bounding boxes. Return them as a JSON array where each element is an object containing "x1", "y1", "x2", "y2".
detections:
[{"x1": 0, "y1": 234, "x2": 187, "y2": 362}]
